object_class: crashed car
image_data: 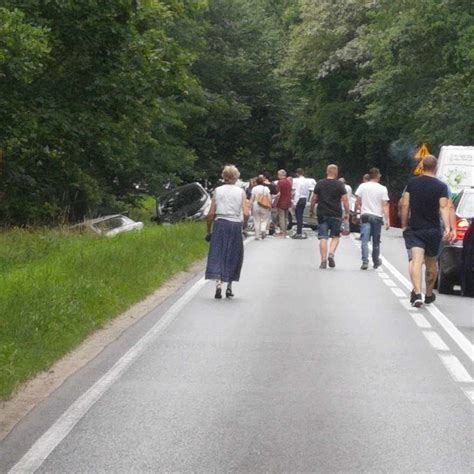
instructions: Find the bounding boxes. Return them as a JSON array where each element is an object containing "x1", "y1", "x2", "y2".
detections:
[
  {"x1": 156, "y1": 182, "x2": 211, "y2": 224},
  {"x1": 71, "y1": 215, "x2": 144, "y2": 237}
]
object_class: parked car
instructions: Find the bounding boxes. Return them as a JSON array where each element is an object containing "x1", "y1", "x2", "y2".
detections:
[
  {"x1": 155, "y1": 183, "x2": 211, "y2": 224},
  {"x1": 71, "y1": 215, "x2": 144, "y2": 237},
  {"x1": 438, "y1": 188, "x2": 474, "y2": 294}
]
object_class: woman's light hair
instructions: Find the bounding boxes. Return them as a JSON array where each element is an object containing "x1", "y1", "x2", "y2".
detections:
[{"x1": 222, "y1": 165, "x2": 240, "y2": 184}]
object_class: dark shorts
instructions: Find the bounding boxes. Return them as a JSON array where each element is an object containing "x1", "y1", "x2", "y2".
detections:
[
  {"x1": 403, "y1": 228, "x2": 442, "y2": 258},
  {"x1": 318, "y1": 216, "x2": 342, "y2": 239}
]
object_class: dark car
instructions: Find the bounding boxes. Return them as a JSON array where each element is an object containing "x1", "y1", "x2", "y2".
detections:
[
  {"x1": 156, "y1": 183, "x2": 211, "y2": 224},
  {"x1": 438, "y1": 188, "x2": 474, "y2": 294}
]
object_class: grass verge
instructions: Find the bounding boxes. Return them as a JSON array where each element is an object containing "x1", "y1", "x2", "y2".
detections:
[{"x1": 0, "y1": 223, "x2": 207, "y2": 400}]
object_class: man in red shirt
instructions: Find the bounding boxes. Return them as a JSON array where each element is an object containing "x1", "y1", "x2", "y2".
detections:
[{"x1": 276, "y1": 169, "x2": 292, "y2": 237}]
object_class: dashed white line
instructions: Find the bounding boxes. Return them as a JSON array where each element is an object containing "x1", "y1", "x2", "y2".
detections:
[
  {"x1": 390, "y1": 287, "x2": 406, "y2": 298},
  {"x1": 423, "y1": 331, "x2": 450, "y2": 351},
  {"x1": 378, "y1": 272, "x2": 390, "y2": 279},
  {"x1": 379, "y1": 251, "x2": 474, "y2": 363},
  {"x1": 439, "y1": 354, "x2": 474, "y2": 383},
  {"x1": 382, "y1": 278, "x2": 397, "y2": 287},
  {"x1": 410, "y1": 313, "x2": 432, "y2": 329}
]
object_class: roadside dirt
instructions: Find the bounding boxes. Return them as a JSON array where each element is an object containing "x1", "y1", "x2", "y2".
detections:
[{"x1": 0, "y1": 259, "x2": 206, "y2": 441}]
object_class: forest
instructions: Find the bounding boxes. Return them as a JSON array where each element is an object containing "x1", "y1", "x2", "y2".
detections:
[{"x1": 1, "y1": 0, "x2": 472, "y2": 224}]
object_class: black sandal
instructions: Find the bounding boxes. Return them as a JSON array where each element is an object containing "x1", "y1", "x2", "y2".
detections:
[
  {"x1": 225, "y1": 288, "x2": 234, "y2": 298},
  {"x1": 214, "y1": 287, "x2": 222, "y2": 299}
]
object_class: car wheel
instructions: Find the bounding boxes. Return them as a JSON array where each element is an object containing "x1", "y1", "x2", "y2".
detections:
[{"x1": 438, "y1": 266, "x2": 454, "y2": 295}]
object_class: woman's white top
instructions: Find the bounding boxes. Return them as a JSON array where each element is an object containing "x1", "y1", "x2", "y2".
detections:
[
  {"x1": 215, "y1": 184, "x2": 245, "y2": 222},
  {"x1": 251, "y1": 185, "x2": 270, "y2": 199},
  {"x1": 251, "y1": 185, "x2": 271, "y2": 211}
]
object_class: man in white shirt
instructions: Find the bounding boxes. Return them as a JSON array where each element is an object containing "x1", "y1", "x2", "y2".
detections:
[
  {"x1": 355, "y1": 167, "x2": 390, "y2": 270},
  {"x1": 292, "y1": 168, "x2": 310, "y2": 238}
]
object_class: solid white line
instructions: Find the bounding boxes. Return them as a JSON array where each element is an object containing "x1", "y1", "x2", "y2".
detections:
[
  {"x1": 410, "y1": 313, "x2": 432, "y2": 329},
  {"x1": 439, "y1": 354, "x2": 474, "y2": 383},
  {"x1": 9, "y1": 277, "x2": 208, "y2": 474},
  {"x1": 422, "y1": 331, "x2": 450, "y2": 351},
  {"x1": 380, "y1": 252, "x2": 474, "y2": 362},
  {"x1": 390, "y1": 287, "x2": 406, "y2": 298}
]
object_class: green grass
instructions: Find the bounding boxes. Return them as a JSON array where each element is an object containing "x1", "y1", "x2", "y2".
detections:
[{"x1": 0, "y1": 223, "x2": 207, "y2": 400}]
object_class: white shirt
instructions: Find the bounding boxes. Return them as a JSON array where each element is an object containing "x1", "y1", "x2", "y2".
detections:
[
  {"x1": 355, "y1": 181, "x2": 389, "y2": 218},
  {"x1": 293, "y1": 176, "x2": 310, "y2": 204},
  {"x1": 215, "y1": 184, "x2": 245, "y2": 222}
]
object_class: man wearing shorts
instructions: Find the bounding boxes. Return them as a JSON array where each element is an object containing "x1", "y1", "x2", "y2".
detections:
[
  {"x1": 399, "y1": 155, "x2": 453, "y2": 307},
  {"x1": 310, "y1": 164, "x2": 349, "y2": 269}
]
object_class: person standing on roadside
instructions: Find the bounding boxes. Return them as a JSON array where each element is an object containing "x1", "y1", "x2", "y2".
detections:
[
  {"x1": 310, "y1": 164, "x2": 349, "y2": 268},
  {"x1": 205, "y1": 165, "x2": 249, "y2": 299},
  {"x1": 251, "y1": 176, "x2": 272, "y2": 240},
  {"x1": 275, "y1": 169, "x2": 292, "y2": 237},
  {"x1": 399, "y1": 155, "x2": 453, "y2": 307},
  {"x1": 355, "y1": 168, "x2": 390, "y2": 270},
  {"x1": 292, "y1": 168, "x2": 310, "y2": 239}
]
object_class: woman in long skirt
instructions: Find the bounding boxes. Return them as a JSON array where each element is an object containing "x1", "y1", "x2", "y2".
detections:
[{"x1": 205, "y1": 165, "x2": 249, "y2": 299}]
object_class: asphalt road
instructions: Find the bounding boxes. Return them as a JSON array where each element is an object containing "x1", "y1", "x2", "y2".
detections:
[{"x1": 1, "y1": 229, "x2": 473, "y2": 472}]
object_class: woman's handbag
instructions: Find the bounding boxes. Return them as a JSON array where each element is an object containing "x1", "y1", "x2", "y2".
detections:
[{"x1": 257, "y1": 193, "x2": 272, "y2": 209}]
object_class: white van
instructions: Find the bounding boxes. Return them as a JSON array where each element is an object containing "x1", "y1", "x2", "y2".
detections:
[{"x1": 436, "y1": 145, "x2": 474, "y2": 196}]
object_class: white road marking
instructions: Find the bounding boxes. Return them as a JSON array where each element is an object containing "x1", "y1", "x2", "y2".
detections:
[
  {"x1": 423, "y1": 331, "x2": 450, "y2": 351},
  {"x1": 462, "y1": 389, "x2": 474, "y2": 403},
  {"x1": 399, "y1": 298, "x2": 418, "y2": 312},
  {"x1": 9, "y1": 276, "x2": 209, "y2": 473},
  {"x1": 382, "y1": 278, "x2": 397, "y2": 287},
  {"x1": 410, "y1": 313, "x2": 432, "y2": 329},
  {"x1": 390, "y1": 287, "x2": 406, "y2": 298},
  {"x1": 10, "y1": 238, "x2": 254, "y2": 473},
  {"x1": 379, "y1": 252, "x2": 474, "y2": 363},
  {"x1": 349, "y1": 234, "x2": 473, "y2": 403},
  {"x1": 439, "y1": 354, "x2": 474, "y2": 383}
]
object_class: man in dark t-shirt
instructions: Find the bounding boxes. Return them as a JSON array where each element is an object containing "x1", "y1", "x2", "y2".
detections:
[
  {"x1": 399, "y1": 155, "x2": 453, "y2": 307},
  {"x1": 310, "y1": 164, "x2": 349, "y2": 269}
]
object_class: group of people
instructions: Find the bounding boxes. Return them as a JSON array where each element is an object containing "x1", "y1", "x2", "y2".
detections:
[{"x1": 205, "y1": 155, "x2": 453, "y2": 309}]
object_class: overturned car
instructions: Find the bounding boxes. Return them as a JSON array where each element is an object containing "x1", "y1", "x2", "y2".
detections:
[{"x1": 155, "y1": 183, "x2": 211, "y2": 224}]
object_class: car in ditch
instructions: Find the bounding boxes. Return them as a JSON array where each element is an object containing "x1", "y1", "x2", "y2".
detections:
[
  {"x1": 155, "y1": 182, "x2": 211, "y2": 224},
  {"x1": 438, "y1": 187, "x2": 474, "y2": 294},
  {"x1": 71, "y1": 215, "x2": 144, "y2": 237}
]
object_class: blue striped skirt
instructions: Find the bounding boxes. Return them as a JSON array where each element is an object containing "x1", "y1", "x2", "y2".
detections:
[{"x1": 205, "y1": 219, "x2": 244, "y2": 283}]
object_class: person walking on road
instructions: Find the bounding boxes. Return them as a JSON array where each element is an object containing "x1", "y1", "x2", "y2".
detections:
[
  {"x1": 251, "y1": 176, "x2": 272, "y2": 240},
  {"x1": 205, "y1": 165, "x2": 249, "y2": 299},
  {"x1": 292, "y1": 168, "x2": 310, "y2": 239},
  {"x1": 399, "y1": 155, "x2": 453, "y2": 307},
  {"x1": 275, "y1": 169, "x2": 292, "y2": 237},
  {"x1": 310, "y1": 164, "x2": 349, "y2": 269},
  {"x1": 355, "y1": 168, "x2": 390, "y2": 270}
]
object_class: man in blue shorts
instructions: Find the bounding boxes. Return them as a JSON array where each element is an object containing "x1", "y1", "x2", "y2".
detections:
[
  {"x1": 399, "y1": 155, "x2": 453, "y2": 307},
  {"x1": 310, "y1": 164, "x2": 349, "y2": 269}
]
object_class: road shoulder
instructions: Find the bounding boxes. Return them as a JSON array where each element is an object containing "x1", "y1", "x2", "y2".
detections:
[{"x1": 0, "y1": 259, "x2": 206, "y2": 442}]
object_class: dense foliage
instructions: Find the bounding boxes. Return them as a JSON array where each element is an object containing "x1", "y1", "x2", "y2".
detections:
[{"x1": 1, "y1": 0, "x2": 472, "y2": 224}]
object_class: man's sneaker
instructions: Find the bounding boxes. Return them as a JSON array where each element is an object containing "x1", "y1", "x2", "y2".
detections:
[
  {"x1": 373, "y1": 259, "x2": 382, "y2": 269},
  {"x1": 424, "y1": 293, "x2": 436, "y2": 305},
  {"x1": 292, "y1": 233, "x2": 303, "y2": 239},
  {"x1": 328, "y1": 254, "x2": 336, "y2": 268},
  {"x1": 320, "y1": 260, "x2": 327, "y2": 269},
  {"x1": 411, "y1": 293, "x2": 423, "y2": 308},
  {"x1": 361, "y1": 261, "x2": 369, "y2": 270},
  {"x1": 410, "y1": 289, "x2": 417, "y2": 305}
]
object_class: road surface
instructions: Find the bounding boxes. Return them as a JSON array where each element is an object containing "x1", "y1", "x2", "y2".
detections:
[{"x1": 1, "y1": 229, "x2": 473, "y2": 472}]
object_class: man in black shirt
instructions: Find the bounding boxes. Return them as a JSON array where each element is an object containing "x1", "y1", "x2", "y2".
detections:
[
  {"x1": 310, "y1": 164, "x2": 349, "y2": 269},
  {"x1": 399, "y1": 155, "x2": 453, "y2": 307}
]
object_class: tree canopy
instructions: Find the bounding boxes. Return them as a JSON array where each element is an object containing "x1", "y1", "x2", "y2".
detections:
[{"x1": 1, "y1": 0, "x2": 472, "y2": 224}]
